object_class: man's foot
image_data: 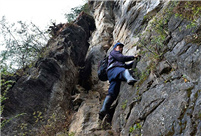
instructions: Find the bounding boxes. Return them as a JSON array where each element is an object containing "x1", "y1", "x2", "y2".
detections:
[
  {"x1": 101, "y1": 114, "x2": 112, "y2": 129},
  {"x1": 99, "y1": 111, "x2": 106, "y2": 120},
  {"x1": 98, "y1": 95, "x2": 114, "y2": 120},
  {"x1": 127, "y1": 79, "x2": 138, "y2": 85}
]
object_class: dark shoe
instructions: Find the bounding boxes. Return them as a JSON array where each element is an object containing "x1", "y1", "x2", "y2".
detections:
[
  {"x1": 99, "y1": 111, "x2": 106, "y2": 120},
  {"x1": 99, "y1": 95, "x2": 113, "y2": 120},
  {"x1": 127, "y1": 79, "x2": 138, "y2": 85},
  {"x1": 101, "y1": 114, "x2": 112, "y2": 129}
]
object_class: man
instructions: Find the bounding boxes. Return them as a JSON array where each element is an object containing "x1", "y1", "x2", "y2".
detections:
[{"x1": 99, "y1": 42, "x2": 138, "y2": 120}]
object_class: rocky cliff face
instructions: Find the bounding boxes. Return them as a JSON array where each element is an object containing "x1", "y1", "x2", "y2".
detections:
[
  {"x1": 2, "y1": 0, "x2": 201, "y2": 136},
  {"x1": 70, "y1": 0, "x2": 201, "y2": 135},
  {"x1": 2, "y1": 13, "x2": 95, "y2": 135}
]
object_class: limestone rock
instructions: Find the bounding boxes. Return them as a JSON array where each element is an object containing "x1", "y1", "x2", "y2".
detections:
[
  {"x1": 1, "y1": 12, "x2": 95, "y2": 136},
  {"x1": 2, "y1": 1, "x2": 201, "y2": 136}
]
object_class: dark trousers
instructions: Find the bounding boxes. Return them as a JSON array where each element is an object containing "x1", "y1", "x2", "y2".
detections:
[{"x1": 108, "y1": 72, "x2": 125, "y2": 100}]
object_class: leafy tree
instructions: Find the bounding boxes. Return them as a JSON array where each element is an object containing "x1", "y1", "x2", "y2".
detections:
[
  {"x1": 0, "y1": 16, "x2": 49, "y2": 129},
  {"x1": 0, "y1": 16, "x2": 49, "y2": 72},
  {"x1": 64, "y1": 2, "x2": 90, "y2": 23}
]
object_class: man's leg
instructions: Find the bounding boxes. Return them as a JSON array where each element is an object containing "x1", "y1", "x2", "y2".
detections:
[
  {"x1": 99, "y1": 95, "x2": 113, "y2": 120},
  {"x1": 99, "y1": 80, "x2": 120, "y2": 120},
  {"x1": 121, "y1": 69, "x2": 138, "y2": 85}
]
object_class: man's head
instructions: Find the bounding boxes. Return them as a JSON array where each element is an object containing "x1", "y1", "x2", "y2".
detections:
[{"x1": 113, "y1": 42, "x2": 124, "y2": 53}]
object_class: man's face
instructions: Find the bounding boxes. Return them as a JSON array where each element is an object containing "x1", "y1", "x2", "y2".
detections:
[{"x1": 115, "y1": 45, "x2": 123, "y2": 53}]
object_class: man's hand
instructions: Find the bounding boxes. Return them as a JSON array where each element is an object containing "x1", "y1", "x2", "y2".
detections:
[
  {"x1": 134, "y1": 54, "x2": 139, "y2": 58},
  {"x1": 134, "y1": 55, "x2": 141, "y2": 60}
]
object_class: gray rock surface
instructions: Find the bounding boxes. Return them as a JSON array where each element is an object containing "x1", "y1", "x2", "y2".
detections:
[
  {"x1": 2, "y1": 13, "x2": 95, "y2": 136},
  {"x1": 80, "y1": 0, "x2": 201, "y2": 136},
  {"x1": 2, "y1": 1, "x2": 201, "y2": 136}
]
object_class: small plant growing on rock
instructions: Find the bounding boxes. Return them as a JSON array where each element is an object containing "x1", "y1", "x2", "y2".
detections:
[
  {"x1": 129, "y1": 122, "x2": 142, "y2": 135},
  {"x1": 68, "y1": 132, "x2": 75, "y2": 136},
  {"x1": 198, "y1": 112, "x2": 201, "y2": 119},
  {"x1": 121, "y1": 100, "x2": 128, "y2": 110},
  {"x1": 0, "y1": 68, "x2": 26, "y2": 129},
  {"x1": 173, "y1": 1, "x2": 201, "y2": 21}
]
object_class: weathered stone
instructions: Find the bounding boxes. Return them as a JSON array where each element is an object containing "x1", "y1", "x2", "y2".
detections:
[
  {"x1": 89, "y1": 1, "x2": 115, "y2": 49},
  {"x1": 2, "y1": 12, "x2": 95, "y2": 136},
  {"x1": 2, "y1": 1, "x2": 201, "y2": 136},
  {"x1": 156, "y1": 60, "x2": 172, "y2": 75},
  {"x1": 87, "y1": 1, "x2": 201, "y2": 135},
  {"x1": 69, "y1": 90, "x2": 101, "y2": 135},
  {"x1": 168, "y1": 15, "x2": 183, "y2": 33}
]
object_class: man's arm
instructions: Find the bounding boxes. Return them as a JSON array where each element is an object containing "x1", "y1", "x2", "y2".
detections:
[
  {"x1": 125, "y1": 61, "x2": 134, "y2": 69},
  {"x1": 111, "y1": 51, "x2": 134, "y2": 62}
]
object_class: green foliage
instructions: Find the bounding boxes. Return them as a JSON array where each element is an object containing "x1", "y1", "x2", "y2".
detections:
[
  {"x1": 121, "y1": 100, "x2": 128, "y2": 110},
  {"x1": 133, "y1": 95, "x2": 141, "y2": 102},
  {"x1": 0, "y1": 16, "x2": 49, "y2": 72},
  {"x1": 0, "y1": 65, "x2": 27, "y2": 129},
  {"x1": 68, "y1": 132, "x2": 75, "y2": 136},
  {"x1": 64, "y1": 2, "x2": 90, "y2": 23},
  {"x1": 22, "y1": 110, "x2": 73, "y2": 136},
  {"x1": 173, "y1": 1, "x2": 201, "y2": 21},
  {"x1": 186, "y1": 21, "x2": 197, "y2": 30},
  {"x1": 1, "y1": 113, "x2": 25, "y2": 129},
  {"x1": 0, "y1": 67, "x2": 15, "y2": 125},
  {"x1": 129, "y1": 123, "x2": 142, "y2": 134},
  {"x1": 33, "y1": 111, "x2": 44, "y2": 123},
  {"x1": 137, "y1": 68, "x2": 150, "y2": 86},
  {"x1": 173, "y1": 1, "x2": 201, "y2": 30},
  {"x1": 134, "y1": 2, "x2": 180, "y2": 66},
  {"x1": 108, "y1": 130, "x2": 114, "y2": 135},
  {"x1": 198, "y1": 112, "x2": 201, "y2": 120}
]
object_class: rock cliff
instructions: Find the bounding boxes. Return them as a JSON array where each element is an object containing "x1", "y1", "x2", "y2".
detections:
[
  {"x1": 70, "y1": 0, "x2": 201, "y2": 135},
  {"x1": 1, "y1": 12, "x2": 96, "y2": 136},
  {"x1": 2, "y1": 0, "x2": 201, "y2": 136}
]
